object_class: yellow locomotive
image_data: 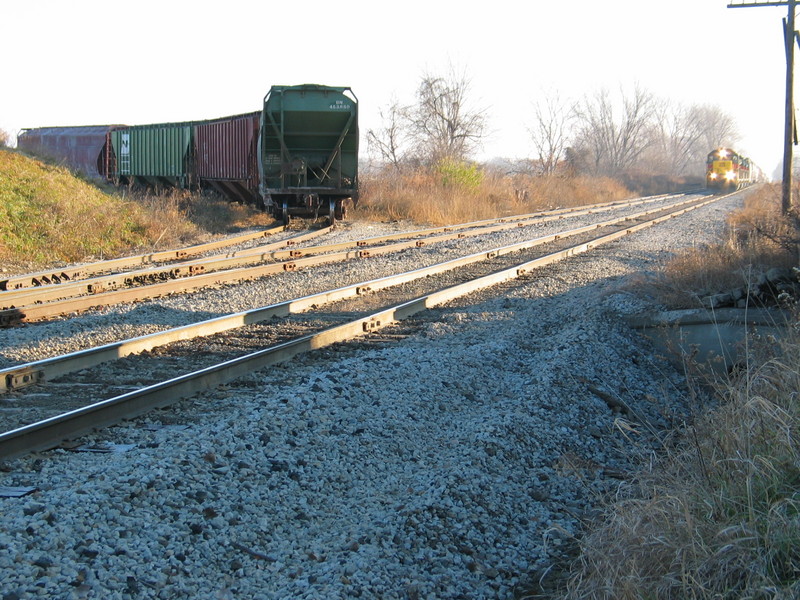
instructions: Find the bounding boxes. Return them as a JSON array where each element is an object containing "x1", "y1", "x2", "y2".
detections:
[{"x1": 706, "y1": 147, "x2": 751, "y2": 191}]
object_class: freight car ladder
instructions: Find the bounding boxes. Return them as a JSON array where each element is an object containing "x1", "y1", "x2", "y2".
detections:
[
  {"x1": 103, "y1": 132, "x2": 117, "y2": 181},
  {"x1": 117, "y1": 132, "x2": 131, "y2": 176}
]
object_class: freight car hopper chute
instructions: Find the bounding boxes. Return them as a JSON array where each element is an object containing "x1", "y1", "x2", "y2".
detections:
[{"x1": 258, "y1": 84, "x2": 359, "y2": 224}]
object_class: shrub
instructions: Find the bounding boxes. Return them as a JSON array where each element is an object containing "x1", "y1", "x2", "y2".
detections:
[{"x1": 435, "y1": 158, "x2": 484, "y2": 190}]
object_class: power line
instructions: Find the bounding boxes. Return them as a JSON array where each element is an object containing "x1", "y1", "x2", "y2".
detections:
[{"x1": 729, "y1": 2, "x2": 790, "y2": 6}]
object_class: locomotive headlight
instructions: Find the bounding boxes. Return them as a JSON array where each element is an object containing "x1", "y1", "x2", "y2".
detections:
[
  {"x1": 725, "y1": 170, "x2": 736, "y2": 181},
  {"x1": 709, "y1": 173, "x2": 718, "y2": 180}
]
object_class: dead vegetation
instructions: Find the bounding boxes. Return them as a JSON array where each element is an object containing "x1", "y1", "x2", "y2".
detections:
[
  {"x1": 538, "y1": 183, "x2": 800, "y2": 600},
  {"x1": 640, "y1": 185, "x2": 800, "y2": 309},
  {"x1": 556, "y1": 326, "x2": 800, "y2": 600},
  {"x1": 354, "y1": 166, "x2": 632, "y2": 225},
  {"x1": 0, "y1": 149, "x2": 273, "y2": 272}
]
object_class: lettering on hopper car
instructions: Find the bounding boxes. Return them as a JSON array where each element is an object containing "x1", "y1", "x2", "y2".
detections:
[{"x1": 329, "y1": 101, "x2": 351, "y2": 110}]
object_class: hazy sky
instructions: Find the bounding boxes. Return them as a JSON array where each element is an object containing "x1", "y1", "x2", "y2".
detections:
[{"x1": 1, "y1": 0, "x2": 790, "y2": 175}]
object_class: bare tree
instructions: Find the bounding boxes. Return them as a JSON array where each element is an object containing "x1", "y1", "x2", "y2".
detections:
[
  {"x1": 574, "y1": 84, "x2": 656, "y2": 176},
  {"x1": 406, "y1": 67, "x2": 487, "y2": 164},
  {"x1": 0, "y1": 129, "x2": 10, "y2": 148},
  {"x1": 643, "y1": 101, "x2": 739, "y2": 177},
  {"x1": 695, "y1": 104, "x2": 739, "y2": 151},
  {"x1": 648, "y1": 99, "x2": 707, "y2": 175},
  {"x1": 366, "y1": 99, "x2": 410, "y2": 171},
  {"x1": 528, "y1": 90, "x2": 573, "y2": 175}
]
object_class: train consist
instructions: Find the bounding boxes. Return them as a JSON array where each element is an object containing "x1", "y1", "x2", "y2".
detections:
[
  {"x1": 705, "y1": 147, "x2": 752, "y2": 191},
  {"x1": 16, "y1": 84, "x2": 359, "y2": 223}
]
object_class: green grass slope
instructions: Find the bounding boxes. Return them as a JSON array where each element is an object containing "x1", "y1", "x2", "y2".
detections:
[{"x1": 0, "y1": 150, "x2": 153, "y2": 267}]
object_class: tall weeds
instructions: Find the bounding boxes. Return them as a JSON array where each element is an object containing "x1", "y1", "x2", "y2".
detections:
[
  {"x1": 556, "y1": 184, "x2": 800, "y2": 599},
  {"x1": 651, "y1": 185, "x2": 799, "y2": 308},
  {"x1": 563, "y1": 327, "x2": 800, "y2": 599},
  {"x1": 355, "y1": 166, "x2": 631, "y2": 225}
]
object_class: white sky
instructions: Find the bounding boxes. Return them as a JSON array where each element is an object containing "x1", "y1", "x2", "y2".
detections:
[{"x1": 1, "y1": 0, "x2": 791, "y2": 177}]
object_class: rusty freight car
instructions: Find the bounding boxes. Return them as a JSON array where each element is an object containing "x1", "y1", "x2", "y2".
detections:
[
  {"x1": 194, "y1": 112, "x2": 261, "y2": 205},
  {"x1": 17, "y1": 125, "x2": 123, "y2": 180}
]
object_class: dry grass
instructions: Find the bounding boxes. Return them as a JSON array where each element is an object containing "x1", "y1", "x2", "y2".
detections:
[
  {"x1": 0, "y1": 149, "x2": 274, "y2": 271},
  {"x1": 127, "y1": 189, "x2": 274, "y2": 245},
  {"x1": 547, "y1": 183, "x2": 800, "y2": 600},
  {"x1": 561, "y1": 327, "x2": 800, "y2": 599},
  {"x1": 354, "y1": 167, "x2": 632, "y2": 225},
  {"x1": 0, "y1": 150, "x2": 151, "y2": 266},
  {"x1": 650, "y1": 185, "x2": 799, "y2": 308}
]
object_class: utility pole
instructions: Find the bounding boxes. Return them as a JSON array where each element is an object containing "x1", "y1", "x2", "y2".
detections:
[{"x1": 729, "y1": 0, "x2": 795, "y2": 215}]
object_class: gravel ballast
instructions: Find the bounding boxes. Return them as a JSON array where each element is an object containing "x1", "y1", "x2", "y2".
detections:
[
  {"x1": 0, "y1": 194, "x2": 743, "y2": 599},
  {"x1": 0, "y1": 195, "x2": 695, "y2": 368}
]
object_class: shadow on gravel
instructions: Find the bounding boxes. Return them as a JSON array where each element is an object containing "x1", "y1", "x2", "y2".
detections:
[{"x1": 0, "y1": 304, "x2": 230, "y2": 368}]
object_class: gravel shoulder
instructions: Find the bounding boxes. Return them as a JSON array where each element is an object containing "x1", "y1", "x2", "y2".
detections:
[{"x1": 0, "y1": 194, "x2": 743, "y2": 600}]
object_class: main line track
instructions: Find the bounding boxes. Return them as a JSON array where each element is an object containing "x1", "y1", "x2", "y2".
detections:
[{"x1": 0, "y1": 192, "x2": 715, "y2": 396}]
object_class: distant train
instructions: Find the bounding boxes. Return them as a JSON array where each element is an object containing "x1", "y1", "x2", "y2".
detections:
[
  {"x1": 16, "y1": 84, "x2": 359, "y2": 224},
  {"x1": 705, "y1": 147, "x2": 752, "y2": 191}
]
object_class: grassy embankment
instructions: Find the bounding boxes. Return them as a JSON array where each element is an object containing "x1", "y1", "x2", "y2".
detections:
[
  {"x1": 0, "y1": 149, "x2": 270, "y2": 272},
  {"x1": 547, "y1": 184, "x2": 800, "y2": 600}
]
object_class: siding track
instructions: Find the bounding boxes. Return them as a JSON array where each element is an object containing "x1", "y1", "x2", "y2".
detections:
[{"x1": 0, "y1": 193, "x2": 690, "y2": 326}]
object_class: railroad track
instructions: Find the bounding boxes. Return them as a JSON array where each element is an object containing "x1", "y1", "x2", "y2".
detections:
[
  {"x1": 0, "y1": 192, "x2": 690, "y2": 327},
  {"x1": 0, "y1": 223, "x2": 290, "y2": 291},
  {"x1": 0, "y1": 191, "x2": 726, "y2": 460},
  {"x1": 0, "y1": 225, "x2": 333, "y2": 325},
  {"x1": 2, "y1": 193, "x2": 675, "y2": 289}
]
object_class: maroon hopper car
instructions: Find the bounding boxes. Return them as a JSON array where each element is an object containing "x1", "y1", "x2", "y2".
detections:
[
  {"x1": 17, "y1": 125, "x2": 124, "y2": 180},
  {"x1": 193, "y1": 112, "x2": 261, "y2": 205}
]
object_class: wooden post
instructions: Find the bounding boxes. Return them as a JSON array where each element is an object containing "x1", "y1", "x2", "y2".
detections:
[
  {"x1": 729, "y1": 0, "x2": 796, "y2": 214},
  {"x1": 783, "y1": 0, "x2": 796, "y2": 215}
]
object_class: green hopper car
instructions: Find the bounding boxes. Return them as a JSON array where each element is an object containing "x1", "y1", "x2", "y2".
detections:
[
  {"x1": 259, "y1": 84, "x2": 358, "y2": 223},
  {"x1": 110, "y1": 123, "x2": 194, "y2": 188}
]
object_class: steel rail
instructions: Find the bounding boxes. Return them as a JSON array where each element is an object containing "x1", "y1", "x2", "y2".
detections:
[
  {"x1": 225, "y1": 192, "x2": 686, "y2": 260},
  {"x1": 0, "y1": 205, "x2": 682, "y2": 391},
  {"x1": 1, "y1": 193, "x2": 719, "y2": 393},
  {"x1": 0, "y1": 193, "x2": 679, "y2": 308},
  {"x1": 220, "y1": 193, "x2": 679, "y2": 258},
  {"x1": 0, "y1": 194, "x2": 707, "y2": 327},
  {"x1": 0, "y1": 226, "x2": 333, "y2": 308},
  {"x1": 0, "y1": 225, "x2": 289, "y2": 291},
  {"x1": 0, "y1": 194, "x2": 703, "y2": 326},
  {"x1": 0, "y1": 193, "x2": 725, "y2": 460}
]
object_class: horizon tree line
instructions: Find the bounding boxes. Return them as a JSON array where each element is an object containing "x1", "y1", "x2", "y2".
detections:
[{"x1": 367, "y1": 69, "x2": 740, "y2": 181}]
